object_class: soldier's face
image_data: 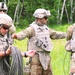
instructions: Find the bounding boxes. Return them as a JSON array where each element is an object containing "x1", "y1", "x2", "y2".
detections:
[
  {"x1": 0, "y1": 25, "x2": 9, "y2": 35},
  {"x1": 40, "y1": 16, "x2": 48, "y2": 25}
]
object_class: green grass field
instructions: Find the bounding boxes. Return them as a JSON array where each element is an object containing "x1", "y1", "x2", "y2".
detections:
[{"x1": 13, "y1": 24, "x2": 71, "y2": 75}]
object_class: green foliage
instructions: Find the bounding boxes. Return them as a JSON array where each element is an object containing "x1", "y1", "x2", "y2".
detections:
[
  {"x1": 7, "y1": 0, "x2": 18, "y2": 18},
  {"x1": 2, "y1": 0, "x2": 75, "y2": 28},
  {"x1": 51, "y1": 39, "x2": 71, "y2": 75},
  {"x1": 15, "y1": 18, "x2": 29, "y2": 28},
  {"x1": 6, "y1": 0, "x2": 59, "y2": 27},
  {"x1": 48, "y1": 24, "x2": 70, "y2": 32}
]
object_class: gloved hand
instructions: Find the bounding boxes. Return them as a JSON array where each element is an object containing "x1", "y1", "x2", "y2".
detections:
[{"x1": 12, "y1": 33, "x2": 17, "y2": 39}]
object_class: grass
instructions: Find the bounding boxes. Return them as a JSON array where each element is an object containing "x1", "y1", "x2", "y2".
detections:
[
  {"x1": 51, "y1": 39, "x2": 71, "y2": 75},
  {"x1": 13, "y1": 24, "x2": 71, "y2": 75}
]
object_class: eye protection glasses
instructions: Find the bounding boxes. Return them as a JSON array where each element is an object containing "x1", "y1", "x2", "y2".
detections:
[
  {"x1": 2, "y1": 26, "x2": 9, "y2": 30},
  {"x1": 0, "y1": 10, "x2": 7, "y2": 13},
  {"x1": 0, "y1": 24, "x2": 9, "y2": 30}
]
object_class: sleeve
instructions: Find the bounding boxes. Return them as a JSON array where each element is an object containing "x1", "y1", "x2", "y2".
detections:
[
  {"x1": 16, "y1": 27, "x2": 34, "y2": 40},
  {"x1": 49, "y1": 29, "x2": 66, "y2": 39},
  {"x1": 66, "y1": 25, "x2": 74, "y2": 40}
]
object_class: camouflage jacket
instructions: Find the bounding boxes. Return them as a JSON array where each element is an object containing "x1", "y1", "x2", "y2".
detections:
[
  {"x1": 16, "y1": 21, "x2": 66, "y2": 70},
  {"x1": 66, "y1": 23, "x2": 75, "y2": 41}
]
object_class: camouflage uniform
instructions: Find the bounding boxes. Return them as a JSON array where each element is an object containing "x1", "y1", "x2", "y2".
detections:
[
  {"x1": 0, "y1": 14, "x2": 14, "y2": 75},
  {"x1": 0, "y1": 2, "x2": 16, "y2": 45},
  {"x1": 0, "y1": 34, "x2": 10, "y2": 75},
  {"x1": 66, "y1": 23, "x2": 75, "y2": 75},
  {"x1": 12, "y1": 8, "x2": 66, "y2": 75},
  {"x1": 15, "y1": 21, "x2": 66, "y2": 75}
]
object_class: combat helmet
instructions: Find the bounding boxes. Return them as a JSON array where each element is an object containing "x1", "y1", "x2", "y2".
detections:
[
  {"x1": 0, "y1": 14, "x2": 13, "y2": 27},
  {"x1": 33, "y1": 8, "x2": 51, "y2": 18},
  {"x1": 0, "y1": 2, "x2": 8, "y2": 12}
]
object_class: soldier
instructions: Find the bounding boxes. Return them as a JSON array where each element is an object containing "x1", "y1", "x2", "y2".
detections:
[
  {"x1": 0, "y1": 1, "x2": 16, "y2": 44},
  {"x1": 0, "y1": 13, "x2": 14, "y2": 75},
  {"x1": 0, "y1": 13, "x2": 35, "y2": 75},
  {"x1": 0, "y1": 2, "x2": 16, "y2": 45},
  {"x1": 65, "y1": 23, "x2": 75, "y2": 75},
  {"x1": 0, "y1": 2, "x2": 16, "y2": 34},
  {"x1": 12, "y1": 8, "x2": 66, "y2": 75}
]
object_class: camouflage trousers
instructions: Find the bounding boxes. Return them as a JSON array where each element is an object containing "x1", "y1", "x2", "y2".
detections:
[
  {"x1": 29, "y1": 54, "x2": 53, "y2": 75},
  {"x1": 70, "y1": 53, "x2": 75, "y2": 75}
]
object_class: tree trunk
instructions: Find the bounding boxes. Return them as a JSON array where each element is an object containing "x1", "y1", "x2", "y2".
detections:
[
  {"x1": 13, "y1": 0, "x2": 24, "y2": 27},
  {"x1": 13, "y1": 0, "x2": 20, "y2": 24},
  {"x1": 18, "y1": 0, "x2": 24, "y2": 20},
  {"x1": 57, "y1": 0, "x2": 61, "y2": 24},
  {"x1": 70, "y1": 0, "x2": 73, "y2": 24},
  {"x1": 59, "y1": 0, "x2": 66, "y2": 24},
  {"x1": 4, "y1": 0, "x2": 6, "y2": 3},
  {"x1": 64, "y1": 5, "x2": 70, "y2": 24}
]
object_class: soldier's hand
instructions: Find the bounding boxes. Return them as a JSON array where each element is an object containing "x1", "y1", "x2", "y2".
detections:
[
  {"x1": 12, "y1": 34, "x2": 17, "y2": 39},
  {"x1": 22, "y1": 50, "x2": 35, "y2": 57},
  {"x1": 6, "y1": 46, "x2": 11, "y2": 55},
  {"x1": 70, "y1": 67, "x2": 75, "y2": 73},
  {"x1": 26, "y1": 50, "x2": 35, "y2": 57}
]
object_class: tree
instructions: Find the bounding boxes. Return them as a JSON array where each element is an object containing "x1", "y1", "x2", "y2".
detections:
[{"x1": 3, "y1": 0, "x2": 75, "y2": 27}]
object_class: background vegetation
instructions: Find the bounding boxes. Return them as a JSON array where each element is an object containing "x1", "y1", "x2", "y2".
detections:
[
  {"x1": 1, "y1": 0, "x2": 75, "y2": 75},
  {"x1": 1, "y1": 0, "x2": 75, "y2": 28}
]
